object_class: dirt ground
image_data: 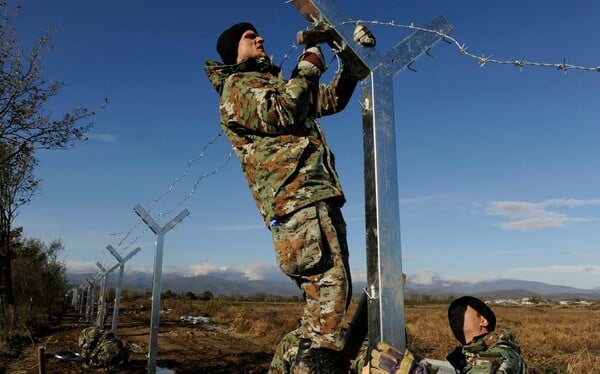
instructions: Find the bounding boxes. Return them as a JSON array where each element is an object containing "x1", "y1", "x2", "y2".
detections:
[
  {"x1": 0, "y1": 298, "x2": 307, "y2": 373},
  {"x1": 2, "y1": 298, "x2": 598, "y2": 373}
]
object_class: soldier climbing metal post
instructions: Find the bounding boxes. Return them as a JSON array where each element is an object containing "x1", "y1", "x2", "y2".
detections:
[{"x1": 205, "y1": 21, "x2": 375, "y2": 373}]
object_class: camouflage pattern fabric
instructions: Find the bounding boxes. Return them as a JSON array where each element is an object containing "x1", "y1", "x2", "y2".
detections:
[
  {"x1": 270, "y1": 328, "x2": 302, "y2": 373},
  {"x1": 450, "y1": 327, "x2": 527, "y2": 373},
  {"x1": 205, "y1": 55, "x2": 358, "y2": 227},
  {"x1": 78, "y1": 326, "x2": 129, "y2": 368},
  {"x1": 270, "y1": 325, "x2": 363, "y2": 374},
  {"x1": 272, "y1": 201, "x2": 351, "y2": 352},
  {"x1": 206, "y1": 51, "x2": 358, "y2": 368}
]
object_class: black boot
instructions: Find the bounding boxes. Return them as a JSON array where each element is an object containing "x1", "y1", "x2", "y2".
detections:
[{"x1": 292, "y1": 339, "x2": 349, "y2": 374}]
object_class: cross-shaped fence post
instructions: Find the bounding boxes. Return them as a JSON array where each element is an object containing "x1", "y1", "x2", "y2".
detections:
[
  {"x1": 69, "y1": 286, "x2": 78, "y2": 308},
  {"x1": 133, "y1": 204, "x2": 190, "y2": 374},
  {"x1": 95, "y1": 262, "x2": 108, "y2": 326},
  {"x1": 106, "y1": 244, "x2": 141, "y2": 335},
  {"x1": 96, "y1": 260, "x2": 121, "y2": 327},
  {"x1": 85, "y1": 275, "x2": 100, "y2": 323},
  {"x1": 292, "y1": 0, "x2": 452, "y2": 351},
  {"x1": 77, "y1": 284, "x2": 85, "y2": 313}
]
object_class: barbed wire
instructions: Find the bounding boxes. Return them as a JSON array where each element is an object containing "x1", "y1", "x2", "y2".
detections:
[
  {"x1": 106, "y1": 130, "x2": 234, "y2": 253},
  {"x1": 341, "y1": 19, "x2": 600, "y2": 74},
  {"x1": 278, "y1": 18, "x2": 599, "y2": 75},
  {"x1": 157, "y1": 149, "x2": 234, "y2": 220},
  {"x1": 147, "y1": 132, "x2": 225, "y2": 214}
]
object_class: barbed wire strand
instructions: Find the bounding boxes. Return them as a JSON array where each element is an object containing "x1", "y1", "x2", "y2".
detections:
[
  {"x1": 147, "y1": 131, "x2": 225, "y2": 214},
  {"x1": 342, "y1": 19, "x2": 600, "y2": 73},
  {"x1": 116, "y1": 150, "x2": 234, "y2": 252},
  {"x1": 157, "y1": 149, "x2": 234, "y2": 219},
  {"x1": 108, "y1": 130, "x2": 231, "y2": 252}
]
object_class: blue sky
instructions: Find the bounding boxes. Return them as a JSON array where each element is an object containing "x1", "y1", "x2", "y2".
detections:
[{"x1": 11, "y1": 0, "x2": 600, "y2": 290}]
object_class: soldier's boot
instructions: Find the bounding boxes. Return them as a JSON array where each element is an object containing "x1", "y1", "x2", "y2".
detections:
[{"x1": 292, "y1": 339, "x2": 349, "y2": 374}]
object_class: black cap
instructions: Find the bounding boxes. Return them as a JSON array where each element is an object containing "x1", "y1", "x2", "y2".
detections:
[
  {"x1": 448, "y1": 296, "x2": 496, "y2": 344},
  {"x1": 217, "y1": 22, "x2": 257, "y2": 65}
]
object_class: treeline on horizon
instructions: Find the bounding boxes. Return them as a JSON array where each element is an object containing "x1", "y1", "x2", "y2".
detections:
[{"x1": 110, "y1": 288, "x2": 599, "y2": 305}]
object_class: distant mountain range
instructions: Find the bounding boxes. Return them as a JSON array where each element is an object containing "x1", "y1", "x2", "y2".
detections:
[{"x1": 67, "y1": 271, "x2": 600, "y2": 300}]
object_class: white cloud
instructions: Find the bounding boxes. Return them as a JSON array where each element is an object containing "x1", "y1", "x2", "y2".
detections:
[
  {"x1": 230, "y1": 263, "x2": 284, "y2": 281},
  {"x1": 484, "y1": 199, "x2": 598, "y2": 231},
  {"x1": 165, "y1": 262, "x2": 286, "y2": 282},
  {"x1": 411, "y1": 268, "x2": 437, "y2": 285},
  {"x1": 174, "y1": 263, "x2": 223, "y2": 276},
  {"x1": 542, "y1": 199, "x2": 600, "y2": 208},
  {"x1": 506, "y1": 264, "x2": 600, "y2": 274},
  {"x1": 65, "y1": 260, "x2": 97, "y2": 273},
  {"x1": 87, "y1": 133, "x2": 118, "y2": 144}
]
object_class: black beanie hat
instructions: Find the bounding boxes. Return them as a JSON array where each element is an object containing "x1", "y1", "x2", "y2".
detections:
[
  {"x1": 217, "y1": 22, "x2": 258, "y2": 65},
  {"x1": 448, "y1": 296, "x2": 496, "y2": 344}
]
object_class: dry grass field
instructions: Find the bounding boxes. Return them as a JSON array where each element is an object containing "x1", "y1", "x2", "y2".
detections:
[{"x1": 1, "y1": 298, "x2": 598, "y2": 373}]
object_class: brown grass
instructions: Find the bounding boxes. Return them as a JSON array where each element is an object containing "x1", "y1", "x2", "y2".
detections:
[
  {"x1": 163, "y1": 298, "x2": 600, "y2": 372},
  {"x1": 11, "y1": 297, "x2": 589, "y2": 373}
]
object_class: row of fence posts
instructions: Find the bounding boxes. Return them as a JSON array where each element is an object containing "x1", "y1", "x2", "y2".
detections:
[{"x1": 66, "y1": 204, "x2": 188, "y2": 374}]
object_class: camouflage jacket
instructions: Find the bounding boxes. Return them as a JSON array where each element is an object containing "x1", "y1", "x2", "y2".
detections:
[
  {"x1": 205, "y1": 56, "x2": 357, "y2": 226},
  {"x1": 447, "y1": 327, "x2": 527, "y2": 373}
]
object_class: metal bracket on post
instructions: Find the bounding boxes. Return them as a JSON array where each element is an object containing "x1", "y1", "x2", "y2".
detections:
[
  {"x1": 133, "y1": 204, "x2": 190, "y2": 374},
  {"x1": 106, "y1": 244, "x2": 141, "y2": 335},
  {"x1": 292, "y1": 0, "x2": 452, "y2": 351}
]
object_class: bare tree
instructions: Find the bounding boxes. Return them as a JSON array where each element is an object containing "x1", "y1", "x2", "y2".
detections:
[
  {"x1": 0, "y1": 142, "x2": 38, "y2": 305},
  {"x1": 0, "y1": 2, "x2": 106, "y2": 163},
  {"x1": 0, "y1": 2, "x2": 104, "y2": 306}
]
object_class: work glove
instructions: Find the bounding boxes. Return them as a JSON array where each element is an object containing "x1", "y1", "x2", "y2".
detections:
[
  {"x1": 353, "y1": 24, "x2": 376, "y2": 47},
  {"x1": 370, "y1": 342, "x2": 419, "y2": 374},
  {"x1": 296, "y1": 45, "x2": 326, "y2": 77}
]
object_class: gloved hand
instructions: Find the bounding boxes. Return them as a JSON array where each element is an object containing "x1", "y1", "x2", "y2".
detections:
[
  {"x1": 353, "y1": 24, "x2": 376, "y2": 47},
  {"x1": 296, "y1": 45, "x2": 326, "y2": 77},
  {"x1": 370, "y1": 342, "x2": 416, "y2": 374}
]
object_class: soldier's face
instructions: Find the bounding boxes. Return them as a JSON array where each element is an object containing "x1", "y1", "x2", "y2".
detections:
[
  {"x1": 462, "y1": 306, "x2": 489, "y2": 344},
  {"x1": 236, "y1": 29, "x2": 266, "y2": 64}
]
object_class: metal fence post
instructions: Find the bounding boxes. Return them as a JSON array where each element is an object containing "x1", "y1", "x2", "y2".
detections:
[
  {"x1": 133, "y1": 204, "x2": 190, "y2": 374},
  {"x1": 291, "y1": 0, "x2": 452, "y2": 350},
  {"x1": 106, "y1": 245, "x2": 141, "y2": 335}
]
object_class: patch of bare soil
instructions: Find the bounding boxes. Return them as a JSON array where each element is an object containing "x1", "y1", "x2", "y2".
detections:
[{"x1": 0, "y1": 298, "x2": 304, "y2": 373}]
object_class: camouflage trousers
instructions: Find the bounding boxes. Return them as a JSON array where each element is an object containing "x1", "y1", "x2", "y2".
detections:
[
  {"x1": 269, "y1": 200, "x2": 352, "y2": 372},
  {"x1": 269, "y1": 328, "x2": 368, "y2": 374}
]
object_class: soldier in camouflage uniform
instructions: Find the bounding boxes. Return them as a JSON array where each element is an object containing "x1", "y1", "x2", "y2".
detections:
[
  {"x1": 368, "y1": 295, "x2": 527, "y2": 374},
  {"x1": 444, "y1": 296, "x2": 527, "y2": 373},
  {"x1": 205, "y1": 22, "x2": 366, "y2": 373}
]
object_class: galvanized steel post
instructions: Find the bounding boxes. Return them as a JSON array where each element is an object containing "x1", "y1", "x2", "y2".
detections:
[
  {"x1": 133, "y1": 204, "x2": 189, "y2": 374},
  {"x1": 292, "y1": 0, "x2": 452, "y2": 351},
  {"x1": 106, "y1": 245, "x2": 141, "y2": 335}
]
